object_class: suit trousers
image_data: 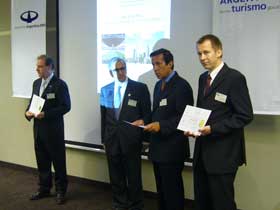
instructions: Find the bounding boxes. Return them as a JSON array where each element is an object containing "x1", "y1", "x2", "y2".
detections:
[
  {"x1": 106, "y1": 151, "x2": 143, "y2": 210},
  {"x1": 194, "y1": 156, "x2": 237, "y2": 210},
  {"x1": 34, "y1": 134, "x2": 67, "y2": 194},
  {"x1": 153, "y1": 161, "x2": 185, "y2": 210}
]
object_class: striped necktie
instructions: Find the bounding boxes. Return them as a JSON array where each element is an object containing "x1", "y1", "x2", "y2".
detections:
[{"x1": 204, "y1": 74, "x2": 212, "y2": 96}]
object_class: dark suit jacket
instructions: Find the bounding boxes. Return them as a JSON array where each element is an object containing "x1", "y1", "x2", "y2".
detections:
[
  {"x1": 149, "y1": 72, "x2": 194, "y2": 163},
  {"x1": 26, "y1": 76, "x2": 71, "y2": 142},
  {"x1": 100, "y1": 79, "x2": 151, "y2": 155},
  {"x1": 194, "y1": 63, "x2": 253, "y2": 174}
]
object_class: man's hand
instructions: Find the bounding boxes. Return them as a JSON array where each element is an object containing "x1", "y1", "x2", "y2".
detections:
[
  {"x1": 25, "y1": 111, "x2": 34, "y2": 120},
  {"x1": 198, "y1": 125, "x2": 211, "y2": 136},
  {"x1": 131, "y1": 119, "x2": 144, "y2": 127},
  {"x1": 144, "y1": 122, "x2": 160, "y2": 133},
  {"x1": 184, "y1": 126, "x2": 211, "y2": 138},
  {"x1": 35, "y1": 112, "x2": 45, "y2": 119},
  {"x1": 184, "y1": 131, "x2": 197, "y2": 138}
]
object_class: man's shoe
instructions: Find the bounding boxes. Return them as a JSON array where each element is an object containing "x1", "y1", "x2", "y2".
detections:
[
  {"x1": 56, "y1": 193, "x2": 66, "y2": 205},
  {"x1": 30, "y1": 191, "x2": 50, "y2": 200}
]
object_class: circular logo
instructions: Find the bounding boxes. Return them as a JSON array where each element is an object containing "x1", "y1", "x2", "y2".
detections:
[{"x1": 20, "y1": 10, "x2": 39, "y2": 23}]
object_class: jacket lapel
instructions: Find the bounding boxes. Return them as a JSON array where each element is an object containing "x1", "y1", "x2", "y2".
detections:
[
  {"x1": 153, "y1": 72, "x2": 178, "y2": 109},
  {"x1": 161, "y1": 71, "x2": 178, "y2": 98},
  {"x1": 34, "y1": 80, "x2": 41, "y2": 96},
  {"x1": 119, "y1": 79, "x2": 132, "y2": 118},
  {"x1": 204, "y1": 64, "x2": 228, "y2": 98},
  {"x1": 123, "y1": 79, "x2": 131, "y2": 104},
  {"x1": 41, "y1": 76, "x2": 57, "y2": 98}
]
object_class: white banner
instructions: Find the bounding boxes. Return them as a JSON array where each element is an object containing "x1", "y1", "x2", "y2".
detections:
[
  {"x1": 11, "y1": 0, "x2": 46, "y2": 98},
  {"x1": 213, "y1": 0, "x2": 280, "y2": 115}
]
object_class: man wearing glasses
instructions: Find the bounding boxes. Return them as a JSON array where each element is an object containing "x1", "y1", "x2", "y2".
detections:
[{"x1": 100, "y1": 57, "x2": 151, "y2": 210}]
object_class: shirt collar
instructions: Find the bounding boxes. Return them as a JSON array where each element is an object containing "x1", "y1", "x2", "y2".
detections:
[
  {"x1": 115, "y1": 77, "x2": 128, "y2": 88},
  {"x1": 209, "y1": 62, "x2": 224, "y2": 81},
  {"x1": 42, "y1": 72, "x2": 54, "y2": 84},
  {"x1": 164, "y1": 70, "x2": 176, "y2": 83}
]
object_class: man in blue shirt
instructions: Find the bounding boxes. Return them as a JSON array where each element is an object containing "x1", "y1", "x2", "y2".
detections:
[
  {"x1": 145, "y1": 49, "x2": 194, "y2": 210},
  {"x1": 100, "y1": 57, "x2": 151, "y2": 210}
]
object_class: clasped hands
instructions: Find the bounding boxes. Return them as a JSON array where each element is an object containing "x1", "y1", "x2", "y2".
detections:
[
  {"x1": 184, "y1": 125, "x2": 211, "y2": 138},
  {"x1": 25, "y1": 111, "x2": 45, "y2": 120}
]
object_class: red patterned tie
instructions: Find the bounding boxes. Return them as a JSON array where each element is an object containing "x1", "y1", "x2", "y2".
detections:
[{"x1": 204, "y1": 74, "x2": 212, "y2": 96}]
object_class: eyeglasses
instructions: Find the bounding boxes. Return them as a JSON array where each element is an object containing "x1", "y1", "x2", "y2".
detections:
[{"x1": 113, "y1": 67, "x2": 126, "y2": 72}]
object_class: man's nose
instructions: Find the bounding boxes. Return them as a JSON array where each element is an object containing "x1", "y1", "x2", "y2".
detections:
[
  {"x1": 200, "y1": 54, "x2": 206, "y2": 60},
  {"x1": 153, "y1": 65, "x2": 159, "y2": 71}
]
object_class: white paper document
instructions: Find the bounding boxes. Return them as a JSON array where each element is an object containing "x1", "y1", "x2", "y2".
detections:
[
  {"x1": 123, "y1": 120, "x2": 146, "y2": 129},
  {"x1": 177, "y1": 105, "x2": 211, "y2": 135},
  {"x1": 28, "y1": 94, "x2": 45, "y2": 115}
]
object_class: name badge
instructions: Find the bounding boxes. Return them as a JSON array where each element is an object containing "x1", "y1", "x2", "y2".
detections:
[
  {"x1": 215, "y1": 92, "x2": 227, "y2": 103},
  {"x1": 160, "y1": 98, "x2": 167, "y2": 106},
  {"x1": 128, "y1": 99, "x2": 137, "y2": 107},
  {"x1": 47, "y1": 93, "x2": 55, "y2": 99}
]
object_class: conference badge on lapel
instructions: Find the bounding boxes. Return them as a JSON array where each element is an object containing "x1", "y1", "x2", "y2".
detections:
[
  {"x1": 160, "y1": 98, "x2": 167, "y2": 106},
  {"x1": 128, "y1": 99, "x2": 137, "y2": 107},
  {"x1": 47, "y1": 93, "x2": 55, "y2": 99},
  {"x1": 215, "y1": 92, "x2": 227, "y2": 103}
]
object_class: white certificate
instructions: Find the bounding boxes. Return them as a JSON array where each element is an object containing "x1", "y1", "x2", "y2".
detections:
[
  {"x1": 177, "y1": 105, "x2": 211, "y2": 135},
  {"x1": 28, "y1": 94, "x2": 45, "y2": 115},
  {"x1": 123, "y1": 120, "x2": 146, "y2": 129}
]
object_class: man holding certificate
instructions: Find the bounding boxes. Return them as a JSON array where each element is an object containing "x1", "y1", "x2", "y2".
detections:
[
  {"x1": 185, "y1": 34, "x2": 253, "y2": 210},
  {"x1": 25, "y1": 55, "x2": 71, "y2": 205},
  {"x1": 144, "y1": 48, "x2": 194, "y2": 210}
]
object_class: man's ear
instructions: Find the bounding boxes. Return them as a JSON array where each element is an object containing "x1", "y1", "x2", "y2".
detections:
[
  {"x1": 168, "y1": 61, "x2": 173, "y2": 68},
  {"x1": 216, "y1": 49, "x2": 223, "y2": 58}
]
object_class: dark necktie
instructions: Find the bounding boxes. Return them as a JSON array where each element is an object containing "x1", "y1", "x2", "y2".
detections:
[
  {"x1": 204, "y1": 74, "x2": 212, "y2": 96},
  {"x1": 161, "y1": 80, "x2": 166, "y2": 91}
]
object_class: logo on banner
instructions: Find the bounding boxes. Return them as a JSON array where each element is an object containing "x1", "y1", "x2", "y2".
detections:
[
  {"x1": 219, "y1": 0, "x2": 280, "y2": 14},
  {"x1": 14, "y1": 9, "x2": 45, "y2": 29},
  {"x1": 20, "y1": 10, "x2": 39, "y2": 23}
]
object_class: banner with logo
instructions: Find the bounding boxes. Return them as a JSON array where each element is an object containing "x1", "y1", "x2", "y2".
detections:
[
  {"x1": 11, "y1": 0, "x2": 46, "y2": 98},
  {"x1": 213, "y1": 0, "x2": 280, "y2": 115}
]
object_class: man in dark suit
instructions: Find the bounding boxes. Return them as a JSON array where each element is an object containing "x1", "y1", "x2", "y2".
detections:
[
  {"x1": 185, "y1": 34, "x2": 253, "y2": 210},
  {"x1": 100, "y1": 57, "x2": 151, "y2": 210},
  {"x1": 25, "y1": 55, "x2": 71, "y2": 205},
  {"x1": 144, "y1": 48, "x2": 194, "y2": 210}
]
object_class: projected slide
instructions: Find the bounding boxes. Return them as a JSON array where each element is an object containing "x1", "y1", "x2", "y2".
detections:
[
  {"x1": 59, "y1": 0, "x2": 210, "y2": 159},
  {"x1": 97, "y1": 0, "x2": 171, "y2": 91}
]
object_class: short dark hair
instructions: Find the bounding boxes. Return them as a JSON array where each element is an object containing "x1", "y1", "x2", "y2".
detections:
[
  {"x1": 197, "y1": 34, "x2": 223, "y2": 51},
  {"x1": 108, "y1": 57, "x2": 126, "y2": 71},
  {"x1": 150, "y1": 48, "x2": 174, "y2": 69},
  {"x1": 37, "y1": 54, "x2": 55, "y2": 70}
]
